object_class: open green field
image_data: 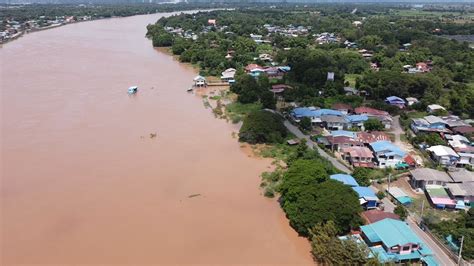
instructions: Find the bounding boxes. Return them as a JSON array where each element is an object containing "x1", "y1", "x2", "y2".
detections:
[
  {"x1": 394, "y1": 9, "x2": 474, "y2": 19},
  {"x1": 344, "y1": 74, "x2": 361, "y2": 88}
]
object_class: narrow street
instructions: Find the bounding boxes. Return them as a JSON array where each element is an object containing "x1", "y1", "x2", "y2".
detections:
[
  {"x1": 276, "y1": 111, "x2": 456, "y2": 265},
  {"x1": 282, "y1": 120, "x2": 352, "y2": 173}
]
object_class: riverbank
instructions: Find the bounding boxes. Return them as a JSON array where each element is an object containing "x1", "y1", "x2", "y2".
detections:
[{"x1": 1, "y1": 11, "x2": 313, "y2": 265}]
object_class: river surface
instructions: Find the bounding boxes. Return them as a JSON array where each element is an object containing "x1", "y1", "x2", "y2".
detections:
[{"x1": 1, "y1": 12, "x2": 312, "y2": 265}]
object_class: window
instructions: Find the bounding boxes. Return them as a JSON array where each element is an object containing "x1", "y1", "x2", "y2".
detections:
[
  {"x1": 388, "y1": 156, "x2": 394, "y2": 160},
  {"x1": 402, "y1": 246, "x2": 410, "y2": 251}
]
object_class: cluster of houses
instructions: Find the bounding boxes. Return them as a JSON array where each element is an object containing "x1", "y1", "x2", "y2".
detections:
[
  {"x1": 290, "y1": 104, "x2": 419, "y2": 170},
  {"x1": 262, "y1": 24, "x2": 310, "y2": 37},
  {"x1": 403, "y1": 61, "x2": 434, "y2": 74},
  {"x1": 330, "y1": 174, "x2": 438, "y2": 265},
  {"x1": 314, "y1": 32, "x2": 340, "y2": 45},
  {"x1": 242, "y1": 63, "x2": 291, "y2": 79},
  {"x1": 291, "y1": 105, "x2": 392, "y2": 131},
  {"x1": 409, "y1": 168, "x2": 473, "y2": 210},
  {"x1": 408, "y1": 108, "x2": 474, "y2": 168},
  {"x1": 1, "y1": 16, "x2": 81, "y2": 43}
]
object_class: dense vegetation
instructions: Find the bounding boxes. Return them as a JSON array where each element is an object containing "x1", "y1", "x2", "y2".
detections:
[
  {"x1": 147, "y1": 6, "x2": 474, "y2": 118},
  {"x1": 310, "y1": 221, "x2": 378, "y2": 265},
  {"x1": 279, "y1": 159, "x2": 362, "y2": 236},
  {"x1": 427, "y1": 208, "x2": 474, "y2": 260},
  {"x1": 238, "y1": 110, "x2": 287, "y2": 144}
]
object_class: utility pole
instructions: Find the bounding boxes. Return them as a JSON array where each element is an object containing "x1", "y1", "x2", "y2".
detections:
[
  {"x1": 458, "y1": 235, "x2": 464, "y2": 266},
  {"x1": 420, "y1": 199, "x2": 425, "y2": 225},
  {"x1": 387, "y1": 173, "x2": 391, "y2": 193}
]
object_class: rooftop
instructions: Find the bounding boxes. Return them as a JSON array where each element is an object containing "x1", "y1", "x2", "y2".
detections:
[
  {"x1": 352, "y1": 186, "x2": 377, "y2": 200},
  {"x1": 410, "y1": 168, "x2": 452, "y2": 182},
  {"x1": 447, "y1": 169, "x2": 474, "y2": 183},
  {"x1": 427, "y1": 145, "x2": 459, "y2": 157},
  {"x1": 330, "y1": 174, "x2": 359, "y2": 187},
  {"x1": 369, "y1": 141, "x2": 405, "y2": 157},
  {"x1": 361, "y1": 218, "x2": 422, "y2": 248},
  {"x1": 357, "y1": 131, "x2": 390, "y2": 144},
  {"x1": 362, "y1": 210, "x2": 400, "y2": 224},
  {"x1": 343, "y1": 146, "x2": 374, "y2": 158},
  {"x1": 446, "y1": 182, "x2": 474, "y2": 197}
]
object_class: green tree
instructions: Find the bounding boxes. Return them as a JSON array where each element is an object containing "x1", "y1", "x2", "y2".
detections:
[
  {"x1": 300, "y1": 117, "x2": 312, "y2": 131},
  {"x1": 238, "y1": 110, "x2": 287, "y2": 144},
  {"x1": 394, "y1": 205, "x2": 407, "y2": 220},
  {"x1": 280, "y1": 175, "x2": 362, "y2": 236},
  {"x1": 364, "y1": 118, "x2": 384, "y2": 131},
  {"x1": 310, "y1": 221, "x2": 376, "y2": 265},
  {"x1": 352, "y1": 167, "x2": 372, "y2": 186}
]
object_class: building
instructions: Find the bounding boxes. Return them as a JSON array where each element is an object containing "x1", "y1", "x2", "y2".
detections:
[
  {"x1": 360, "y1": 218, "x2": 437, "y2": 264},
  {"x1": 405, "y1": 97, "x2": 419, "y2": 106},
  {"x1": 362, "y1": 210, "x2": 400, "y2": 224},
  {"x1": 426, "y1": 145, "x2": 460, "y2": 167},
  {"x1": 291, "y1": 107, "x2": 343, "y2": 124},
  {"x1": 427, "y1": 104, "x2": 446, "y2": 113},
  {"x1": 357, "y1": 131, "x2": 391, "y2": 145},
  {"x1": 354, "y1": 107, "x2": 392, "y2": 129},
  {"x1": 410, "y1": 115, "x2": 449, "y2": 134},
  {"x1": 425, "y1": 185, "x2": 457, "y2": 209},
  {"x1": 324, "y1": 135, "x2": 364, "y2": 152},
  {"x1": 369, "y1": 141, "x2": 406, "y2": 168},
  {"x1": 346, "y1": 115, "x2": 369, "y2": 130},
  {"x1": 220, "y1": 68, "x2": 236, "y2": 83},
  {"x1": 330, "y1": 174, "x2": 359, "y2": 187},
  {"x1": 321, "y1": 115, "x2": 349, "y2": 130},
  {"x1": 352, "y1": 186, "x2": 378, "y2": 209},
  {"x1": 446, "y1": 182, "x2": 474, "y2": 207},
  {"x1": 409, "y1": 168, "x2": 453, "y2": 190},
  {"x1": 385, "y1": 96, "x2": 405, "y2": 108},
  {"x1": 193, "y1": 75, "x2": 207, "y2": 87},
  {"x1": 387, "y1": 187, "x2": 413, "y2": 205},
  {"x1": 344, "y1": 86, "x2": 359, "y2": 96},
  {"x1": 342, "y1": 146, "x2": 375, "y2": 168},
  {"x1": 448, "y1": 169, "x2": 474, "y2": 183},
  {"x1": 332, "y1": 103, "x2": 352, "y2": 115}
]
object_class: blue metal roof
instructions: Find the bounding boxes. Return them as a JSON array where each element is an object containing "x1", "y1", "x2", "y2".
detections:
[
  {"x1": 291, "y1": 108, "x2": 343, "y2": 118},
  {"x1": 330, "y1": 130, "x2": 357, "y2": 139},
  {"x1": 330, "y1": 174, "x2": 359, "y2": 187},
  {"x1": 370, "y1": 141, "x2": 406, "y2": 157},
  {"x1": 385, "y1": 96, "x2": 405, "y2": 104},
  {"x1": 361, "y1": 219, "x2": 422, "y2": 248},
  {"x1": 347, "y1": 114, "x2": 369, "y2": 123},
  {"x1": 352, "y1": 186, "x2": 377, "y2": 200}
]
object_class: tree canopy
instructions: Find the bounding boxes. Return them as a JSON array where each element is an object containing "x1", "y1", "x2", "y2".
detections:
[{"x1": 238, "y1": 110, "x2": 287, "y2": 144}]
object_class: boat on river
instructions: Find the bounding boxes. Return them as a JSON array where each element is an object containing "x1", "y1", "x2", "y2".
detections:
[{"x1": 128, "y1": 86, "x2": 138, "y2": 94}]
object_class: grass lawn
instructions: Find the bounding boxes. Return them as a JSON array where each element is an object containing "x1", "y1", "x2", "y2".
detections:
[
  {"x1": 225, "y1": 102, "x2": 262, "y2": 123},
  {"x1": 344, "y1": 74, "x2": 361, "y2": 88}
]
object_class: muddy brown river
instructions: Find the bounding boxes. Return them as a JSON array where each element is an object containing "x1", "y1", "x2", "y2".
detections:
[{"x1": 1, "y1": 12, "x2": 312, "y2": 265}]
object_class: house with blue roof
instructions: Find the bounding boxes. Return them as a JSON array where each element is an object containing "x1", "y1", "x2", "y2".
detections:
[
  {"x1": 360, "y1": 218, "x2": 438, "y2": 265},
  {"x1": 347, "y1": 114, "x2": 369, "y2": 130},
  {"x1": 291, "y1": 107, "x2": 344, "y2": 125},
  {"x1": 330, "y1": 174, "x2": 359, "y2": 187},
  {"x1": 352, "y1": 186, "x2": 378, "y2": 209},
  {"x1": 330, "y1": 130, "x2": 357, "y2": 139},
  {"x1": 385, "y1": 96, "x2": 406, "y2": 108},
  {"x1": 369, "y1": 141, "x2": 406, "y2": 168}
]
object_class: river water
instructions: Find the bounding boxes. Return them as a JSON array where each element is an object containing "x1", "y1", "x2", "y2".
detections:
[{"x1": 1, "y1": 12, "x2": 312, "y2": 265}]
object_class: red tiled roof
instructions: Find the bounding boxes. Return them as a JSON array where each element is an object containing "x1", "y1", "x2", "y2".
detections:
[
  {"x1": 362, "y1": 210, "x2": 400, "y2": 224},
  {"x1": 354, "y1": 107, "x2": 389, "y2": 116},
  {"x1": 342, "y1": 146, "x2": 374, "y2": 158},
  {"x1": 245, "y1": 64, "x2": 262, "y2": 72},
  {"x1": 327, "y1": 136, "x2": 362, "y2": 145},
  {"x1": 357, "y1": 131, "x2": 390, "y2": 144},
  {"x1": 453, "y1": 126, "x2": 474, "y2": 135},
  {"x1": 404, "y1": 154, "x2": 416, "y2": 166}
]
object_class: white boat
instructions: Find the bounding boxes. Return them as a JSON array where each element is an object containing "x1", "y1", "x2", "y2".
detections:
[{"x1": 128, "y1": 86, "x2": 138, "y2": 94}]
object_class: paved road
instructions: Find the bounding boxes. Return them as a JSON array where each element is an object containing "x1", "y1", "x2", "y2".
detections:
[
  {"x1": 283, "y1": 120, "x2": 351, "y2": 173},
  {"x1": 378, "y1": 193, "x2": 455, "y2": 265},
  {"x1": 272, "y1": 110, "x2": 456, "y2": 265}
]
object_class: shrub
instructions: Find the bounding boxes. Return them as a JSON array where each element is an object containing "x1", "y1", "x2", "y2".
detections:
[{"x1": 239, "y1": 110, "x2": 288, "y2": 144}]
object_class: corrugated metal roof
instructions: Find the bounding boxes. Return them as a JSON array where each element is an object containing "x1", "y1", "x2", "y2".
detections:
[
  {"x1": 330, "y1": 174, "x2": 359, "y2": 187},
  {"x1": 361, "y1": 218, "x2": 422, "y2": 248}
]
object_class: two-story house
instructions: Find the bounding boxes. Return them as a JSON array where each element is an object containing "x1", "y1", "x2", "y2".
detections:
[{"x1": 369, "y1": 141, "x2": 406, "y2": 168}]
